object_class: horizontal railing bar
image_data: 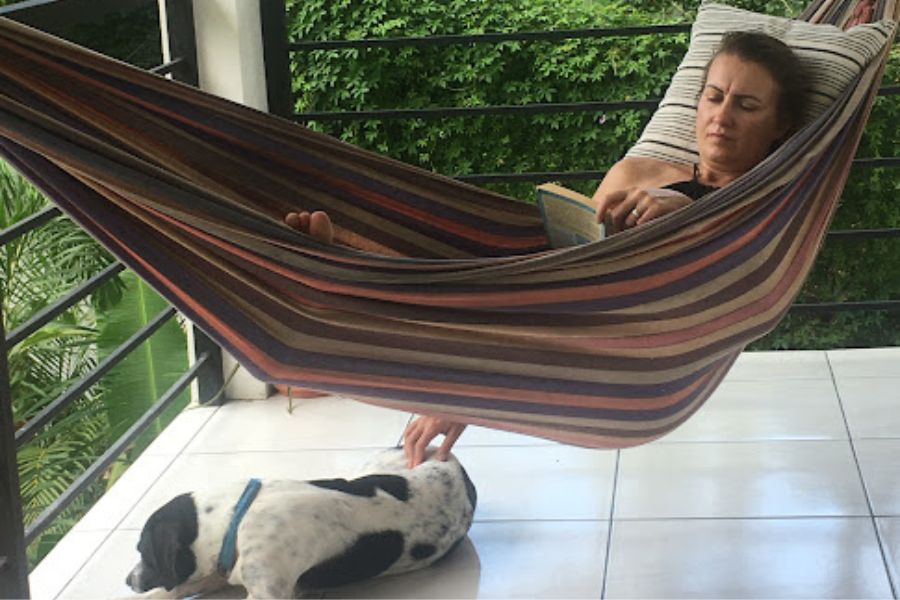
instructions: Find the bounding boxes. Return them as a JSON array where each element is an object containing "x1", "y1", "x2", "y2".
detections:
[
  {"x1": 827, "y1": 227, "x2": 900, "y2": 239},
  {"x1": 289, "y1": 24, "x2": 694, "y2": 51},
  {"x1": 0, "y1": 206, "x2": 61, "y2": 247},
  {"x1": 24, "y1": 351, "x2": 210, "y2": 546},
  {"x1": 458, "y1": 170, "x2": 608, "y2": 184},
  {"x1": 853, "y1": 157, "x2": 900, "y2": 168},
  {"x1": 0, "y1": 0, "x2": 147, "y2": 29},
  {"x1": 6, "y1": 262, "x2": 126, "y2": 349},
  {"x1": 789, "y1": 300, "x2": 900, "y2": 313},
  {"x1": 295, "y1": 99, "x2": 659, "y2": 122},
  {"x1": 294, "y1": 84, "x2": 897, "y2": 122},
  {"x1": 149, "y1": 57, "x2": 184, "y2": 76},
  {"x1": 456, "y1": 155, "x2": 898, "y2": 184},
  {"x1": 14, "y1": 307, "x2": 178, "y2": 449}
]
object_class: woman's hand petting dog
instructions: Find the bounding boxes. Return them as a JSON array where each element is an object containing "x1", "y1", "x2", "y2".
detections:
[{"x1": 403, "y1": 416, "x2": 467, "y2": 469}]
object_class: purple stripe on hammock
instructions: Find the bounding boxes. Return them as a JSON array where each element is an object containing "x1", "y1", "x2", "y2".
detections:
[{"x1": 40, "y1": 54, "x2": 549, "y2": 251}]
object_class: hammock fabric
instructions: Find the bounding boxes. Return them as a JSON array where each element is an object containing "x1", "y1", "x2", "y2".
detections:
[{"x1": 0, "y1": 2, "x2": 896, "y2": 448}]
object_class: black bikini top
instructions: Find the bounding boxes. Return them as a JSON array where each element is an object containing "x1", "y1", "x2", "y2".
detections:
[{"x1": 663, "y1": 164, "x2": 718, "y2": 200}]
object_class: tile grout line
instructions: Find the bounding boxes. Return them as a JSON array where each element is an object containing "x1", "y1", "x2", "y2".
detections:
[
  {"x1": 113, "y1": 404, "x2": 222, "y2": 522},
  {"x1": 600, "y1": 448, "x2": 621, "y2": 600},
  {"x1": 47, "y1": 531, "x2": 115, "y2": 600},
  {"x1": 826, "y1": 352, "x2": 897, "y2": 600}
]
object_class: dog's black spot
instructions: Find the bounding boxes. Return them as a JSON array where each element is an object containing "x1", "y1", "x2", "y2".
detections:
[
  {"x1": 297, "y1": 531, "x2": 404, "y2": 590},
  {"x1": 204, "y1": 505, "x2": 214, "y2": 514},
  {"x1": 308, "y1": 474, "x2": 409, "y2": 501},
  {"x1": 410, "y1": 543, "x2": 436, "y2": 560},
  {"x1": 459, "y1": 464, "x2": 477, "y2": 510}
]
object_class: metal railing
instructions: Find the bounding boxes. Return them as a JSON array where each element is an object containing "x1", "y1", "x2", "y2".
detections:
[
  {"x1": 264, "y1": 5, "x2": 899, "y2": 316},
  {"x1": 0, "y1": 1, "x2": 214, "y2": 597}
]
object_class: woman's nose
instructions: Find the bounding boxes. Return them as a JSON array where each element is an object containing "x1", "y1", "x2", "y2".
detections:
[{"x1": 711, "y1": 98, "x2": 737, "y2": 125}]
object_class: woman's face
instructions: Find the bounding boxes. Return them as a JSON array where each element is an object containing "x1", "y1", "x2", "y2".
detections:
[{"x1": 695, "y1": 52, "x2": 790, "y2": 178}]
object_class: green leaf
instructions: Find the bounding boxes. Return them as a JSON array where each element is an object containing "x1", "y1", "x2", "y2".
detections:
[{"x1": 96, "y1": 272, "x2": 189, "y2": 443}]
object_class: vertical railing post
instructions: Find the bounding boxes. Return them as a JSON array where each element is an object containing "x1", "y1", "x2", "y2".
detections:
[
  {"x1": 260, "y1": 0, "x2": 293, "y2": 118},
  {"x1": 192, "y1": 328, "x2": 224, "y2": 405},
  {"x1": 162, "y1": 0, "x2": 198, "y2": 86},
  {"x1": 0, "y1": 315, "x2": 29, "y2": 599}
]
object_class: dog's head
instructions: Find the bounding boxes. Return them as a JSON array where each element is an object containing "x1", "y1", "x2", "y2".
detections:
[{"x1": 126, "y1": 493, "x2": 199, "y2": 592}]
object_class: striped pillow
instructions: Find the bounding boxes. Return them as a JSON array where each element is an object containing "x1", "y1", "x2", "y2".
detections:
[{"x1": 626, "y1": 2, "x2": 894, "y2": 165}]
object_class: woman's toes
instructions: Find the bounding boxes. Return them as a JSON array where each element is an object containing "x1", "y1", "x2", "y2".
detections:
[
  {"x1": 284, "y1": 212, "x2": 302, "y2": 229},
  {"x1": 308, "y1": 211, "x2": 334, "y2": 244},
  {"x1": 285, "y1": 211, "x2": 312, "y2": 232}
]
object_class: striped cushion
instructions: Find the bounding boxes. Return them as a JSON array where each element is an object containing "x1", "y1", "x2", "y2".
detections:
[{"x1": 626, "y1": 2, "x2": 894, "y2": 165}]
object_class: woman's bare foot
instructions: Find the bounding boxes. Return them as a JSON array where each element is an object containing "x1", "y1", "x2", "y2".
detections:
[{"x1": 285, "y1": 210, "x2": 334, "y2": 244}]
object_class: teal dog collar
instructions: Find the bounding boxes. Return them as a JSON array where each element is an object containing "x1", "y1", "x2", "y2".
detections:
[{"x1": 217, "y1": 479, "x2": 262, "y2": 575}]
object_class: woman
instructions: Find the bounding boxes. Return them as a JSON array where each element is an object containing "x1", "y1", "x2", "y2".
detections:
[
  {"x1": 595, "y1": 30, "x2": 807, "y2": 232},
  {"x1": 286, "y1": 31, "x2": 807, "y2": 467}
]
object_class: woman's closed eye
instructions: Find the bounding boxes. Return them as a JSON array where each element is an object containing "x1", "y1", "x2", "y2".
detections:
[{"x1": 703, "y1": 92, "x2": 761, "y2": 112}]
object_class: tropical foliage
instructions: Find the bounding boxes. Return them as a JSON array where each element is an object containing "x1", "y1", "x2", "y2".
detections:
[
  {"x1": 0, "y1": 2, "x2": 188, "y2": 566},
  {"x1": 1, "y1": 161, "x2": 115, "y2": 562},
  {"x1": 286, "y1": 0, "x2": 898, "y2": 348},
  {"x1": 0, "y1": 162, "x2": 190, "y2": 565}
]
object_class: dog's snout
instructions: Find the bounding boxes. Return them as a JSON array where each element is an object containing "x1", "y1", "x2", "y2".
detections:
[{"x1": 126, "y1": 564, "x2": 142, "y2": 591}]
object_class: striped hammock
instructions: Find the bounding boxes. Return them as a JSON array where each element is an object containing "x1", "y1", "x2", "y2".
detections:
[{"x1": 0, "y1": 1, "x2": 896, "y2": 448}]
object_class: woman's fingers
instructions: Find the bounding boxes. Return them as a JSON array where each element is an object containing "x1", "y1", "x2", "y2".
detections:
[
  {"x1": 436, "y1": 423, "x2": 466, "y2": 461},
  {"x1": 637, "y1": 191, "x2": 691, "y2": 225},
  {"x1": 403, "y1": 418, "x2": 425, "y2": 468},
  {"x1": 610, "y1": 189, "x2": 693, "y2": 230},
  {"x1": 402, "y1": 416, "x2": 467, "y2": 468},
  {"x1": 595, "y1": 189, "x2": 626, "y2": 229},
  {"x1": 612, "y1": 190, "x2": 643, "y2": 231}
]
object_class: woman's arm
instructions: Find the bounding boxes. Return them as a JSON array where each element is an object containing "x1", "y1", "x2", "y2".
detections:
[{"x1": 592, "y1": 158, "x2": 693, "y2": 234}]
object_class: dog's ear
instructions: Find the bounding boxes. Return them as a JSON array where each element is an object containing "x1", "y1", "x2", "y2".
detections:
[
  {"x1": 141, "y1": 494, "x2": 198, "y2": 591},
  {"x1": 149, "y1": 522, "x2": 197, "y2": 590}
]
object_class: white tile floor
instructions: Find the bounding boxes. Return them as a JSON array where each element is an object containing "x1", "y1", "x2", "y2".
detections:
[{"x1": 28, "y1": 348, "x2": 900, "y2": 599}]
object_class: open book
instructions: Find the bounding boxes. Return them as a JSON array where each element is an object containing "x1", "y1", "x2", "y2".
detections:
[{"x1": 536, "y1": 183, "x2": 606, "y2": 248}]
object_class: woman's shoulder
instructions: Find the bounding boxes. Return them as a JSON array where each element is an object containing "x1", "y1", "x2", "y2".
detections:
[
  {"x1": 599, "y1": 157, "x2": 693, "y2": 193},
  {"x1": 611, "y1": 157, "x2": 692, "y2": 184}
]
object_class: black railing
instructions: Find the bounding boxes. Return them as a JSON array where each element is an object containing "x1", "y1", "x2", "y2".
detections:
[
  {"x1": 0, "y1": 1, "x2": 215, "y2": 598},
  {"x1": 269, "y1": 6, "x2": 899, "y2": 317}
]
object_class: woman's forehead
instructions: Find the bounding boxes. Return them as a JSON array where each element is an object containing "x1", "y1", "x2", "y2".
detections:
[{"x1": 705, "y1": 53, "x2": 779, "y2": 98}]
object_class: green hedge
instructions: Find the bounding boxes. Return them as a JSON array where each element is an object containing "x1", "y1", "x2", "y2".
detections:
[{"x1": 286, "y1": 0, "x2": 898, "y2": 349}]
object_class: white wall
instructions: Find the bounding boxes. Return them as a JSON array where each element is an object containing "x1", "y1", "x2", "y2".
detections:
[{"x1": 159, "y1": 0, "x2": 271, "y2": 400}]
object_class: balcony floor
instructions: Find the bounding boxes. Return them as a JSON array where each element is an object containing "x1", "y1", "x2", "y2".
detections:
[{"x1": 29, "y1": 348, "x2": 900, "y2": 599}]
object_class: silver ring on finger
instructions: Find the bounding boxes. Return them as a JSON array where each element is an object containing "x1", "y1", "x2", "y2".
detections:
[{"x1": 632, "y1": 207, "x2": 641, "y2": 218}]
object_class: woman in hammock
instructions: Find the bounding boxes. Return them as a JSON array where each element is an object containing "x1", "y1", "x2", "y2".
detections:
[{"x1": 287, "y1": 30, "x2": 808, "y2": 467}]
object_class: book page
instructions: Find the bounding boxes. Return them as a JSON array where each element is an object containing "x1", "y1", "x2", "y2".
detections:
[{"x1": 536, "y1": 183, "x2": 605, "y2": 248}]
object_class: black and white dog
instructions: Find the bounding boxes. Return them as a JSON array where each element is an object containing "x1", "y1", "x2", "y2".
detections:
[{"x1": 126, "y1": 448, "x2": 476, "y2": 598}]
